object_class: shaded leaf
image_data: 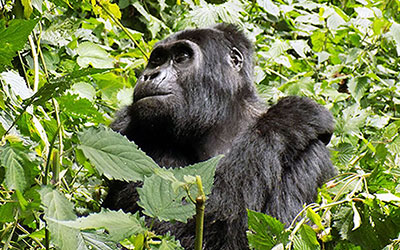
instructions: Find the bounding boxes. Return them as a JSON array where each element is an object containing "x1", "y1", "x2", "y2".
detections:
[{"x1": 78, "y1": 126, "x2": 158, "y2": 182}]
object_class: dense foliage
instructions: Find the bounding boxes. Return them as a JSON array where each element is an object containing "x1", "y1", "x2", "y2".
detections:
[{"x1": 0, "y1": 0, "x2": 399, "y2": 249}]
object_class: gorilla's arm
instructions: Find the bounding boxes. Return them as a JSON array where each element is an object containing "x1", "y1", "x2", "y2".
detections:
[{"x1": 196, "y1": 96, "x2": 336, "y2": 249}]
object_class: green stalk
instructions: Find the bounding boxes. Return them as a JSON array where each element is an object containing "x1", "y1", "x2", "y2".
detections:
[
  {"x1": 194, "y1": 175, "x2": 205, "y2": 250},
  {"x1": 96, "y1": 1, "x2": 148, "y2": 60}
]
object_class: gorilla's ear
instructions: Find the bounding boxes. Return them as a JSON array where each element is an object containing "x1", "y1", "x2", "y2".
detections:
[{"x1": 229, "y1": 47, "x2": 244, "y2": 71}]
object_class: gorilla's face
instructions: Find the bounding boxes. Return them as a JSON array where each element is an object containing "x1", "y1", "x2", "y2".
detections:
[
  {"x1": 129, "y1": 26, "x2": 251, "y2": 138},
  {"x1": 132, "y1": 39, "x2": 201, "y2": 118}
]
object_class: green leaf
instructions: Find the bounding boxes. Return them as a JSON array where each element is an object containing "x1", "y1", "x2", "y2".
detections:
[
  {"x1": 389, "y1": 23, "x2": 400, "y2": 56},
  {"x1": 138, "y1": 156, "x2": 221, "y2": 222},
  {"x1": 0, "y1": 202, "x2": 17, "y2": 223},
  {"x1": 247, "y1": 210, "x2": 288, "y2": 249},
  {"x1": 172, "y1": 156, "x2": 221, "y2": 196},
  {"x1": 294, "y1": 224, "x2": 320, "y2": 250},
  {"x1": 77, "y1": 210, "x2": 146, "y2": 241},
  {"x1": 93, "y1": 72, "x2": 128, "y2": 101},
  {"x1": 77, "y1": 41, "x2": 114, "y2": 68},
  {"x1": 39, "y1": 187, "x2": 80, "y2": 250},
  {"x1": 1, "y1": 145, "x2": 28, "y2": 191},
  {"x1": 0, "y1": 70, "x2": 33, "y2": 100},
  {"x1": 258, "y1": 0, "x2": 280, "y2": 17},
  {"x1": 375, "y1": 193, "x2": 400, "y2": 203},
  {"x1": 78, "y1": 126, "x2": 158, "y2": 182},
  {"x1": 306, "y1": 208, "x2": 324, "y2": 231},
  {"x1": 138, "y1": 173, "x2": 194, "y2": 222},
  {"x1": 71, "y1": 82, "x2": 96, "y2": 101},
  {"x1": 351, "y1": 203, "x2": 361, "y2": 230},
  {"x1": 39, "y1": 186, "x2": 77, "y2": 221},
  {"x1": 28, "y1": 68, "x2": 110, "y2": 106},
  {"x1": 0, "y1": 19, "x2": 38, "y2": 70},
  {"x1": 79, "y1": 231, "x2": 117, "y2": 250},
  {"x1": 21, "y1": 0, "x2": 33, "y2": 18},
  {"x1": 311, "y1": 30, "x2": 325, "y2": 52}
]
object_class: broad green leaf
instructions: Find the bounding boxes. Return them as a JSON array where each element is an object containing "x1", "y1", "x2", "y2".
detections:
[
  {"x1": 78, "y1": 127, "x2": 158, "y2": 182},
  {"x1": 58, "y1": 94, "x2": 104, "y2": 122},
  {"x1": 77, "y1": 41, "x2": 114, "y2": 68},
  {"x1": 39, "y1": 187, "x2": 80, "y2": 250},
  {"x1": 247, "y1": 210, "x2": 288, "y2": 250},
  {"x1": 39, "y1": 186, "x2": 77, "y2": 221},
  {"x1": 306, "y1": 208, "x2": 324, "y2": 231},
  {"x1": 28, "y1": 68, "x2": 110, "y2": 106},
  {"x1": 389, "y1": 23, "x2": 400, "y2": 56},
  {"x1": 138, "y1": 156, "x2": 221, "y2": 222},
  {"x1": 0, "y1": 19, "x2": 38, "y2": 70},
  {"x1": 93, "y1": 72, "x2": 128, "y2": 101},
  {"x1": 172, "y1": 156, "x2": 221, "y2": 196},
  {"x1": 71, "y1": 82, "x2": 96, "y2": 101},
  {"x1": 326, "y1": 7, "x2": 346, "y2": 30},
  {"x1": 348, "y1": 77, "x2": 369, "y2": 104},
  {"x1": 296, "y1": 224, "x2": 320, "y2": 250},
  {"x1": 1, "y1": 145, "x2": 28, "y2": 191},
  {"x1": 138, "y1": 174, "x2": 194, "y2": 222},
  {"x1": 258, "y1": 0, "x2": 280, "y2": 17},
  {"x1": 77, "y1": 210, "x2": 146, "y2": 241},
  {"x1": 0, "y1": 70, "x2": 33, "y2": 100},
  {"x1": 310, "y1": 30, "x2": 325, "y2": 52},
  {"x1": 0, "y1": 202, "x2": 16, "y2": 223},
  {"x1": 79, "y1": 231, "x2": 117, "y2": 250},
  {"x1": 289, "y1": 40, "x2": 310, "y2": 58},
  {"x1": 375, "y1": 193, "x2": 400, "y2": 203}
]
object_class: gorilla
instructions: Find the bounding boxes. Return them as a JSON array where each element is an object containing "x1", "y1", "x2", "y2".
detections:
[{"x1": 103, "y1": 23, "x2": 336, "y2": 249}]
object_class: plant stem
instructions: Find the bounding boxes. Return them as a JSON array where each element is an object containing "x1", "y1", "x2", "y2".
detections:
[
  {"x1": 194, "y1": 175, "x2": 205, "y2": 250},
  {"x1": 96, "y1": 1, "x2": 148, "y2": 60}
]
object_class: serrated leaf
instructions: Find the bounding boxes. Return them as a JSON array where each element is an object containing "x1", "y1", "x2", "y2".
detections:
[
  {"x1": 71, "y1": 82, "x2": 96, "y2": 101},
  {"x1": 247, "y1": 210, "x2": 288, "y2": 250},
  {"x1": 1, "y1": 145, "x2": 28, "y2": 191},
  {"x1": 77, "y1": 42, "x2": 114, "y2": 68},
  {"x1": 172, "y1": 156, "x2": 221, "y2": 196},
  {"x1": 77, "y1": 210, "x2": 146, "y2": 241},
  {"x1": 39, "y1": 186, "x2": 76, "y2": 221},
  {"x1": 289, "y1": 40, "x2": 310, "y2": 58},
  {"x1": 296, "y1": 224, "x2": 320, "y2": 250},
  {"x1": 139, "y1": 156, "x2": 221, "y2": 222},
  {"x1": 78, "y1": 127, "x2": 158, "y2": 182},
  {"x1": 258, "y1": 0, "x2": 280, "y2": 17},
  {"x1": 307, "y1": 208, "x2": 324, "y2": 231},
  {"x1": 79, "y1": 231, "x2": 117, "y2": 250},
  {"x1": 27, "y1": 68, "x2": 110, "y2": 106},
  {"x1": 0, "y1": 70, "x2": 33, "y2": 100},
  {"x1": 138, "y1": 174, "x2": 194, "y2": 222},
  {"x1": 39, "y1": 187, "x2": 80, "y2": 250}
]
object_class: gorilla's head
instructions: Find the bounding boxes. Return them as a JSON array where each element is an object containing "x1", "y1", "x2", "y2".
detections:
[{"x1": 127, "y1": 24, "x2": 258, "y2": 143}]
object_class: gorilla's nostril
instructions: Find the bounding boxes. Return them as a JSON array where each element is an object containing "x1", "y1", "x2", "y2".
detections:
[
  {"x1": 149, "y1": 71, "x2": 160, "y2": 80},
  {"x1": 142, "y1": 71, "x2": 160, "y2": 82}
]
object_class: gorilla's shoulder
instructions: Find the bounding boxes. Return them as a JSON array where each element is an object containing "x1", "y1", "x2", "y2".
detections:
[{"x1": 254, "y1": 96, "x2": 334, "y2": 146}]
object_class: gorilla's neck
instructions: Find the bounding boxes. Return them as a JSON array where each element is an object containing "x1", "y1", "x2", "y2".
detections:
[{"x1": 127, "y1": 101, "x2": 262, "y2": 168}]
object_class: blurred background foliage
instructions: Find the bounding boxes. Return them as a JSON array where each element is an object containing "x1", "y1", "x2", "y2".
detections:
[{"x1": 0, "y1": 0, "x2": 399, "y2": 249}]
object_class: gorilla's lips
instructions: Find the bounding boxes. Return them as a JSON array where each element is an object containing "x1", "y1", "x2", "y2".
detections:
[{"x1": 134, "y1": 91, "x2": 172, "y2": 103}]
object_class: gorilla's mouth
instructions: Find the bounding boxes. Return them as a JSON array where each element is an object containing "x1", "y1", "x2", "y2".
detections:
[{"x1": 134, "y1": 92, "x2": 172, "y2": 102}]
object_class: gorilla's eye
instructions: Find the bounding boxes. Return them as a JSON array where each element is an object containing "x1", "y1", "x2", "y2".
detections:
[
  {"x1": 174, "y1": 51, "x2": 191, "y2": 64},
  {"x1": 149, "y1": 50, "x2": 168, "y2": 66}
]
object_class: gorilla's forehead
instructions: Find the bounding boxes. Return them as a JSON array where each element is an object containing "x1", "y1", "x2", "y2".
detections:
[{"x1": 155, "y1": 28, "x2": 224, "y2": 49}]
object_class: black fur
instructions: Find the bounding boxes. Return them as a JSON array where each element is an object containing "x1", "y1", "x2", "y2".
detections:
[{"x1": 103, "y1": 24, "x2": 336, "y2": 249}]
